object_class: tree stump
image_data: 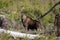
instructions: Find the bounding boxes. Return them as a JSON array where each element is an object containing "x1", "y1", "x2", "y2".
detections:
[{"x1": 54, "y1": 13, "x2": 60, "y2": 40}]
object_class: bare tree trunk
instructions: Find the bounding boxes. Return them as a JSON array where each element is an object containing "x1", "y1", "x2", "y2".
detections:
[{"x1": 54, "y1": 13, "x2": 60, "y2": 40}]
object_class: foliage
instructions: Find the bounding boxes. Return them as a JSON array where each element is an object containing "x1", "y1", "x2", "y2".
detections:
[{"x1": 0, "y1": 0, "x2": 60, "y2": 40}]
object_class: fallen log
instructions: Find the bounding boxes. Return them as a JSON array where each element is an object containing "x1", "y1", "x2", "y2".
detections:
[{"x1": 0, "y1": 28, "x2": 45, "y2": 39}]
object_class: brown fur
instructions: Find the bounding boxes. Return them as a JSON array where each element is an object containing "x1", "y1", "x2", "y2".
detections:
[{"x1": 21, "y1": 13, "x2": 42, "y2": 31}]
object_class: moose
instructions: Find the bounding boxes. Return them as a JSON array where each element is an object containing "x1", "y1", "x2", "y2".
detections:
[{"x1": 21, "y1": 12, "x2": 43, "y2": 31}]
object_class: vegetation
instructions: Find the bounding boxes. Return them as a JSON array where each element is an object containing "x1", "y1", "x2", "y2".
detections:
[{"x1": 0, "y1": 0, "x2": 60, "y2": 40}]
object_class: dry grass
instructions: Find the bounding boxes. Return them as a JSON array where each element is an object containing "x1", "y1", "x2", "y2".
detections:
[{"x1": 0, "y1": 0, "x2": 60, "y2": 40}]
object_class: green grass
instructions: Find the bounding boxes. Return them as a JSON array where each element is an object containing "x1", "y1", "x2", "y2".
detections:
[{"x1": 0, "y1": 0, "x2": 60, "y2": 40}]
